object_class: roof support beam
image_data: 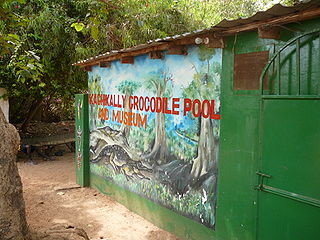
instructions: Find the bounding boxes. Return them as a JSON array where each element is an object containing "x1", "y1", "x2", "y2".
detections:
[
  {"x1": 205, "y1": 36, "x2": 225, "y2": 48},
  {"x1": 99, "y1": 61, "x2": 111, "y2": 68},
  {"x1": 121, "y1": 56, "x2": 134, "y2": 64},
  {"x1": 149, "y1": 51, "x2": 164, "y2": 59},
  {"x1": 84, "y1": 66, "x2": 92, "y2": 72},
  {"x1": 258, "y1": 26, "x2": 281, "y2": 39},
  {"x1": 167, "y1": 45, "x2": 188, "y2": 55}
]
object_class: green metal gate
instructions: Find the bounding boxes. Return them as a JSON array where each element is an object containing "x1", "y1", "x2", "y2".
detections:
[{"x1": 256, "y1": 30, "x2": 320, "y2": 240}]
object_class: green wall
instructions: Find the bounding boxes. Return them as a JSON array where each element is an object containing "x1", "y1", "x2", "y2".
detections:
[
  {"x1": 75, "y1": 94, "x2": 90, "y2": 187},
  {"x1": 84, "y1": 18, "x2": 320, "y2": 240},
  {"x1": 217, "y1": 18, "x2": 320, "y2": 240},
  {"x1": 91, "y1": 174, "x2": 215, "y2": 240}
]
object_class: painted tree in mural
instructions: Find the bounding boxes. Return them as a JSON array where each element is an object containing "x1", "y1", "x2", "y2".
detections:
[
  {"x1": 144, "y1": 71, "x2": 173, "y2": 164},
  {"x1": 184, "y1": 47, "x2": 221, "y2": 181},
  {"x1": 89, "y1": 75, "x2": 103, "y2": 129},
  {"x1": 116, "y1": 80, "x2": 141, "y2": 136}
]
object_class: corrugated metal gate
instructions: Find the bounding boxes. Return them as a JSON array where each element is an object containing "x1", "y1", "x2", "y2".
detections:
[{"x1": 256, "y1": 30, "x2": 320, "y2": 240}]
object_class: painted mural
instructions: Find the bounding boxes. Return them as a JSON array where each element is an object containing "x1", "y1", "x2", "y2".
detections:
[{"x1": 88, "y1": 46, "x2": 221, "y2": 228}]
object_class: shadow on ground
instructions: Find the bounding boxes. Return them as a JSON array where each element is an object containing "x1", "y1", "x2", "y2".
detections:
[{"x1": 18, "y1": 153, "x2": 180, "y2": 240}]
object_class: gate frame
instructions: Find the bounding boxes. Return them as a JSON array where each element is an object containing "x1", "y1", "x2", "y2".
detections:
[{"x1": 256, "y1": 29, "x2": 320, "y2": 240}]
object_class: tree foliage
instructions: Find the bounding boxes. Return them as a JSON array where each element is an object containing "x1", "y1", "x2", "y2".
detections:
[
  {"x1": 73, "y1": 0, "x2": 274, "y2": 55},
  {"x1": 0, "y1": 0, "x2": 299, "y2": 126},
  {"x1": 0, "y1": 0, "x2": 89, "y2": 125},
  {"x1": 117, "y1": 80, "x2": 141, "y2": 96}
]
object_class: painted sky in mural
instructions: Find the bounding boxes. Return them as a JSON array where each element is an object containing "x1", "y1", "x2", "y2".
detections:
[{"x1": 88, "y1": 46, "x2": 221, "y2": 228}]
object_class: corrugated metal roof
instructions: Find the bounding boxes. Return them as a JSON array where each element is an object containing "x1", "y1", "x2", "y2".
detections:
[{"x1": 74, "y1": 0, "x2": 320, "y2": 66}]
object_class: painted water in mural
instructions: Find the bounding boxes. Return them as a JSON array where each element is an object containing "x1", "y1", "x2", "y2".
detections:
[{"x1": 88, "y1": 46, "x2": 221, "y2": 228}]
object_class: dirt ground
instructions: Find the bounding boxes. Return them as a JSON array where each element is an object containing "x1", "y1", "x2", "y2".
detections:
[{"x1": 18, "y1": 153, "x2": 181, "y2": 240}]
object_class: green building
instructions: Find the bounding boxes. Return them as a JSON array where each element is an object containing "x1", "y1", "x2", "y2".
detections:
[{"x1": 74, "y1": 1, "x2": 320, "y2": 239}]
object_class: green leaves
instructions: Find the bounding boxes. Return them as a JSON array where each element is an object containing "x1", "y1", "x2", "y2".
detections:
[
  {"x1": 7, "y1": 34, "x2": 20, "y2": 41},
  {"x1": 7, "y1": 46, "x2": 44, "y2": 97},
  {"x1": 90, "y1": 24, "x2": 99, "y2": 40},
  {"x1": 26, "y1": 63, "x2": 34, "y2": 69},
  {"x1": 0, "y1": 0, "x2": 298, "y2": 124},
  {"x1": 71, "y1": 22, "x2": 85, "y2": 32}
]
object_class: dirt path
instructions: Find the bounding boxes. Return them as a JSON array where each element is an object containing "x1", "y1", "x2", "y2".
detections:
[{"x1": 18, "y1": 153, "x2": 180, "y2": 240}]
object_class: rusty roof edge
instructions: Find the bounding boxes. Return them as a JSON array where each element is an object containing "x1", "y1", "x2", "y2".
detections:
[
  {"x1": 73, "y1": 41, "x2": 167, "y2": 66},
  {"x1": 72, "y1": 28, "x2": 224, "y2": 66},
  {"x1": 73, "y1": 0, "x2": 320, "y2": 67}
]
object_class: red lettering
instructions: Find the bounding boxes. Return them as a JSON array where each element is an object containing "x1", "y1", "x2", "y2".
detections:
[
  {"x1": 126, "y1": 112, "x2": 133, "y2": 126},
  {"x1": 192, "y1": 99, "x2": 201, "y2": 117},
  {"x1": 116, "y1": 95, "x2": 121, "y2": 108},
  {"x1": 138, "y1": 114, "x2": 148, "y2": 129},
  {"x1": 172, "y1": 98, "x2": 180, "y2": 115},
  {"x1": 150, "y1": 97, "x2": 156, "y2": 112},
  {"x1": 129, "y1": 96, "x2": 134, "y2": 109},
  {"x1": 98, "y1": 108, "x2": 109, "y2": 120},
  {"x1": 139, "y1": 96, "x2": 145, "y2": 111},
  {"x1": 101, "y1": 94, "x2": 106, "y2": 106},
  {"x1": 202, "y1": 100, "x2": 210, "y2": 118},
  {"x1": 98, "y1": 94, "x2": 102, "y2": 105},
  {"x1": 210, "y1": 100, "x2": 220, "y2": 119},
  {"x1": 133, "y1": 96, "x2": 139, "y2": 110},
  {"x1": 183, "y1": 98, "x2": 192, "y2": 116},
  {"x1": 106, "y1": 95, "x2": 110, "y2": 106},
  {"x1": 145, "y1": 97, "x2": 150, "y2": 112},
  {"x1": 155, "y1": 97, "x2": 162, "y2": 113},
  {"x1": 163, "y1": 98, "x2": 172, "y2": 114}
]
